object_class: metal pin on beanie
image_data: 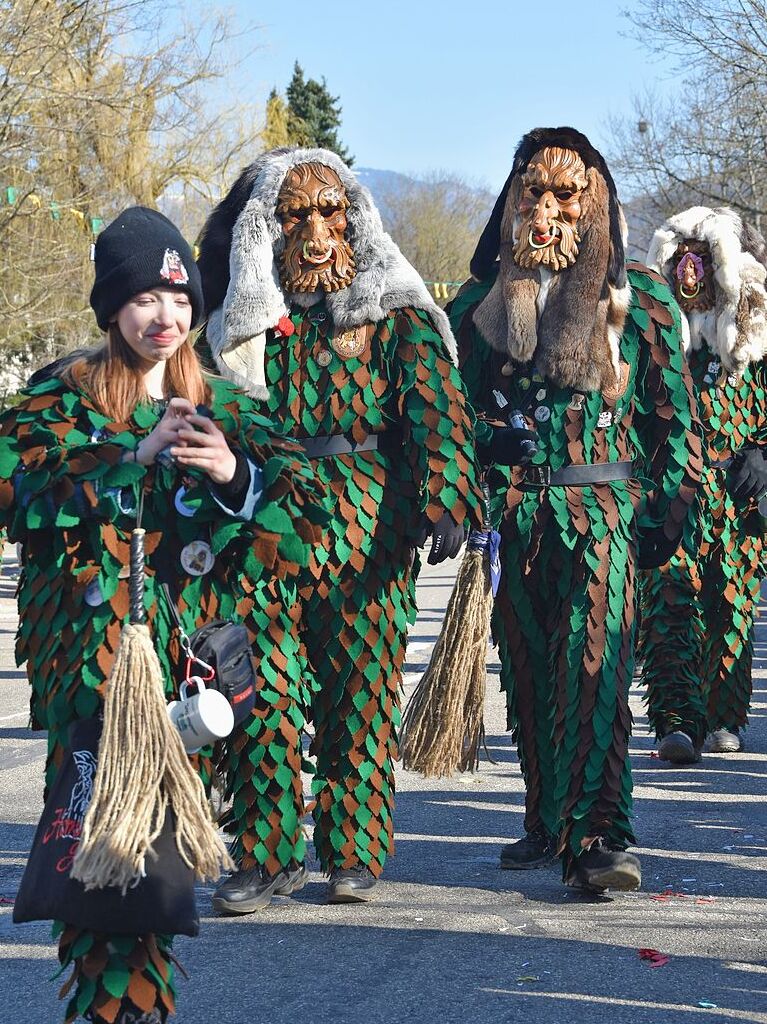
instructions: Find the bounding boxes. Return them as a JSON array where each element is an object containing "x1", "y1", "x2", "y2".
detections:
[{"x1": 89, "y1": 206, "x2": 204, "y2": 330}]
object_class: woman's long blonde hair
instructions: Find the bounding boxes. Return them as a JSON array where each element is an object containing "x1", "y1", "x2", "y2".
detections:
[{"x1": 64, "y1": 325, "x2": 211, "y2": 423}]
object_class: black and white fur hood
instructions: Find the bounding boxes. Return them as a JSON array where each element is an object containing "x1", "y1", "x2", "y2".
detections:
[
  {"x1": 197, "y1": 147, "x2": 456, "y2": 397},
  {"x1": 647, "y1": 205, "x2": 767, "y2": 375}
]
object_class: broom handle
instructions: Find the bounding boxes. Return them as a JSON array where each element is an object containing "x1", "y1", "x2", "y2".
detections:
[
  {"x1": 129, "y1": 528, "x2": 146, "y2": 625},
  {"x1": 481, "y1": 481, "x2": 491, "y2": 532}
]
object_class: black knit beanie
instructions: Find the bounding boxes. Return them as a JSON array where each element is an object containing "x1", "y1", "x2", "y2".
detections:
[{"x1": 90, "y1": 206, "x2": 204, "y2": 330}]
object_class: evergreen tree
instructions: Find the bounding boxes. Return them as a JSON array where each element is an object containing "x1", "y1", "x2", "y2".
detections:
[{"x1": 285, "y1": 62, "x2": 353, "y2": 164}]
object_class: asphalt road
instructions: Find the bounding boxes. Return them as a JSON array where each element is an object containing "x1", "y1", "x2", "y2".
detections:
[{"x1": 1, "y1": 546, "x2": 766, "y2": 1024}]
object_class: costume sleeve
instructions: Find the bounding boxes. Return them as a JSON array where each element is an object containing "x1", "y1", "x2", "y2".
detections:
[
  {"x1": 629, "y1": 267, "x2": 705, "y2": 547},
  {"x1": 172, "y1": 385, "x2": 330, "y2": 579},
  {"x1": 393, "y1": 307, "x2": 484, "y2": 530},
  {"x1": 0, "y1": 380, "x2": 147, "y2": 543}
]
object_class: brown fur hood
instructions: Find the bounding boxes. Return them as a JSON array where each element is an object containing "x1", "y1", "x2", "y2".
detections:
[{"x1": 470, "y1": 127, "x2": 631, "y2": 394}]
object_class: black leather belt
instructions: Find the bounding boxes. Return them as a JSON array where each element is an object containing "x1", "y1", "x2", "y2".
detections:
[
  {"x1": 523, "y1": 460, "x2": 635, "y2": 488},
  {"x1": 299, "y1": 432, "x2": 392, "y2": 459}
]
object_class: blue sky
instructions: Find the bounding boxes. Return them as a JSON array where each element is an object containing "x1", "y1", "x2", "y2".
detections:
[{"x1": 221, "y1": 1, "x2": 666, "y2": 194}]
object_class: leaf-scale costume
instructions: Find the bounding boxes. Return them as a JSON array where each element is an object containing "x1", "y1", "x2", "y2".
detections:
[
  {"x1": 0, "y1": 374, "x2": 326, "y2": 1022},
  {"x1": 449, "y1": 128, "x2": 703, "y2": 889},
  {"x1": 641, "y1": 206, "x2": 767, "y2": 754},
  {"x1": 198, "y1": 147, "x2": 484, "y2": 892}
]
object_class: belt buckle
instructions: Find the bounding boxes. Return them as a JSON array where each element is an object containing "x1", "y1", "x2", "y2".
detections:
[{"x1": 525, "y1": 464, "x2": 551, "y2": 488}]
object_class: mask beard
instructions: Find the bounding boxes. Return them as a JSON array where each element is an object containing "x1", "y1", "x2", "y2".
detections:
[
  {"x1": 512, "y1": 214, "x2": 581, "y2": 271},
  {"x1": 276, "y1": 162, "x2": 358, "y2": 294},
  {"x1": 279, "y1": 237, "x2": 356, "y2": 293},
  {"x1": 509, "y1": 146, "x2": 587, "y2": 272}
]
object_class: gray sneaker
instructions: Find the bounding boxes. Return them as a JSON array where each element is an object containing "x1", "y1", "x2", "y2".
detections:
[
  {"x1": 116, "y1": 1008, "x2": 164, "y2": 1024},
  {"x1": 704, "y1": 729, "x2": 742, "y2": 753}
]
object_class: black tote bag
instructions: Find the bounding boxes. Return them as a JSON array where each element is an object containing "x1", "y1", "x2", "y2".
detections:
[{"x1": 13, "y1": 717, "x2": 199, "y2": 937}]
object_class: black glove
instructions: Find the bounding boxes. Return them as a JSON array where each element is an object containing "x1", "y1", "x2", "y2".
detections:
[
  {"x1": 414, "y1": 511, "x2": 464, "y2": 564},
  {"x1": 637, "y1": 526, "x2": 681, "y2": 570},
  {"x1": 727, "y1": 447, "x2": 767, "y2": 503},
  {"x1": 479, "y1": 425, "x2": 539, "y2": 467}
]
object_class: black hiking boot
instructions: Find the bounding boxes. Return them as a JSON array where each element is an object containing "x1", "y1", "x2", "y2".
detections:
[
  {"x1": 499, "y1": 831, "x2": 557, "y2": 869},
  {"x1": 327, "y1": 864, "x2": 377, "y2": 903}
]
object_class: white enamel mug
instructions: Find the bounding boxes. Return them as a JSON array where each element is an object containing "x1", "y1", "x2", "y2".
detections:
[{"x1": 167, "y1": 676, "x2": 234, "y2": 754}]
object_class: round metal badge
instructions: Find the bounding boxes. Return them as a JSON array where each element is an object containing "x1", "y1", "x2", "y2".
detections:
[
  {"x1": 534, "y1": 405, "x2": 551, "y2": 423},
  {"x1": 180, "y1": 540, "x2": 215, "y2": 577},
  {"x1": 84, "y1": 579, "x2": 104, "y2": 607},
  {"x1": 331, "y1": 327, "x2": 366, "y2": 360},
  {"x1": 535, "y1": 388, "x2": 547, "y2": 402},
  {"x1": 316, "y1": 349, "x2": 333, "y2": 368}
]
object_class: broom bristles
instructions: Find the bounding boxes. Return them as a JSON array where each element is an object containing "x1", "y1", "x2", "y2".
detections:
[
  {"x1": 72, "y1": 622, "x2": 233, "y2": 894},
  {"x1": 400, "y1": 548, "x2": 493, "y2": 777}
]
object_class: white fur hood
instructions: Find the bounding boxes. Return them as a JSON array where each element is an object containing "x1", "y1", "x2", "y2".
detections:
[{"x1": 646, "y1": 205, "x2": 767, "y2": 374}]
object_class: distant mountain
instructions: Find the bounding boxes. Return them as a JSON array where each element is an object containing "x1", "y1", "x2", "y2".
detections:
[{"x1": 354, "y1": 167, "x2": 417, "y2": 202}]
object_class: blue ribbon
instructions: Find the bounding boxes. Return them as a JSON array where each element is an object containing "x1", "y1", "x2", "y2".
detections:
[{"x1": 467, "y1": 528, "x2": 502, "y2": 597}]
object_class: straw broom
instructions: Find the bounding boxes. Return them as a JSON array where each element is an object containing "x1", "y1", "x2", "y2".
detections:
[
  {"x1": 72, "y1": 527, "x2": 233, "y2": 894},
  {"x1": 400, "y1": 486, "x2": 497, "y2": 777}
]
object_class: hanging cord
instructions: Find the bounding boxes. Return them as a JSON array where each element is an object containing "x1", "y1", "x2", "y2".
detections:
[{"x1": 72, "y1": 475, "x2": 232, "y2": 892}]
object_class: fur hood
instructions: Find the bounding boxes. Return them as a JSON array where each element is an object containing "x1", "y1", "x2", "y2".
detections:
[
  {"x1": 646, "y1": 205, "x2": 767, "y2": 374},
  {"x1": 469, "y1": 127, "x2": 631, "y2": 395},
  {"x1": 197, "y1": 147, "x2": 456, "y2": 397}
]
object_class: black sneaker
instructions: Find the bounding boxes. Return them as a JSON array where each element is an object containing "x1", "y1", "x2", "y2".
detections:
[
  {"x1": 212, "y1": 861, "x2": 307, "y2": 915},
  {"x1": 658, "y1": 730, "x2": 701, "y2": 765},
  {"x1": 499, "y1": 831, "x2": 556, "y2": 869},
  {"x1": 568, "y1": 842, "x2": 641, "y2": 893},
  {"x1": 327, "y1": 865, "x2": 377, "y2": 903}
]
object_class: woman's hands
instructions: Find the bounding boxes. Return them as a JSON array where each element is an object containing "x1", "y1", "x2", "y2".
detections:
[
  {"x1": 131, "y1": 398, "x2": 237, "y2": 485},
  {"x1": 171, "y1": 411, "x2": 237, "y2": 485},
  {"x1": 134, "y1": 397, "x2": 194, "y2": 466}
]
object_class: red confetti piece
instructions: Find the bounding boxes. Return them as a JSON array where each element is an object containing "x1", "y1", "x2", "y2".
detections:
[{"x1": 638, "y1": 948, "x2": 670, "y2": 968}]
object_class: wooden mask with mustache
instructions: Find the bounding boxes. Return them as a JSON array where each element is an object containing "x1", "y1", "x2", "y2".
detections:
[{"x1": 276, "y1": 162, "x2": 357, "y2": 293}]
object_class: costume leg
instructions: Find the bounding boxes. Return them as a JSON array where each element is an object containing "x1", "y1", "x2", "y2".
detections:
[
  {"x1": 305, "y1": 560, "x2": 416, "y2": 878},
  {"x1": 701, "y1": 530, "x2": 763, "y2": 732},
  {"x1": 557, "y1": 527, "x2": 636, "y2": 874},
  {"x1": 498, "y1": 511, "x2": 636, "y2": 876},
  {"x1": 639, "y1": 546, "x2": 707, "y2": 747},
  {"x1": 57, "y1": 926, "x2": 175, "y2": 1023},
  {"x1": 494, "y1": 522, "x2": 560, "y2": 841},
  {"x1": 221, "y1": 580, "x2": 308, "y2": 874}
]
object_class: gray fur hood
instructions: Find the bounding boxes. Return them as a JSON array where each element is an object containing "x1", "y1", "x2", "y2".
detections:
[{"x1": 201, "y1": 147, "x2": 456, "y2": 397}]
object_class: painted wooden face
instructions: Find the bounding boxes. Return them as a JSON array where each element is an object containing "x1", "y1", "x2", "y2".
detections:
[
  {"x1": 673, "y1": 239, "x2": 715, "y2": 312},
  {"x1": 276, "y1": 162, "x2": 356, "y2": 293},
  {"x1": 512, "y1": 146, "x2": 589, "y2": 271}
]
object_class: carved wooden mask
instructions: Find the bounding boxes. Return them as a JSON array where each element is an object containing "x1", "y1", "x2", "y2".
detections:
[
  {"x1": 510, "y1": 146, "x2": 589, "y2": 271},
  {"x1": 276, "y1": 162, "x2": 357, "y2": 293},
  {"x1": 673, "y1": 239, "x2": 715, "y2": 312}
]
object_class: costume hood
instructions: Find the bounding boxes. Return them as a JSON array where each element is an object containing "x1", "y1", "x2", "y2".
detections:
[
  {"x1": 469, "y1": 126, "x2": 631, "y2": 394},
  {"x1": 646, "y1": 205, "x2": 767, "y2": 375},
  {"x1": 198, "y1": 147, "x2": 456, "y2": 397}
]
